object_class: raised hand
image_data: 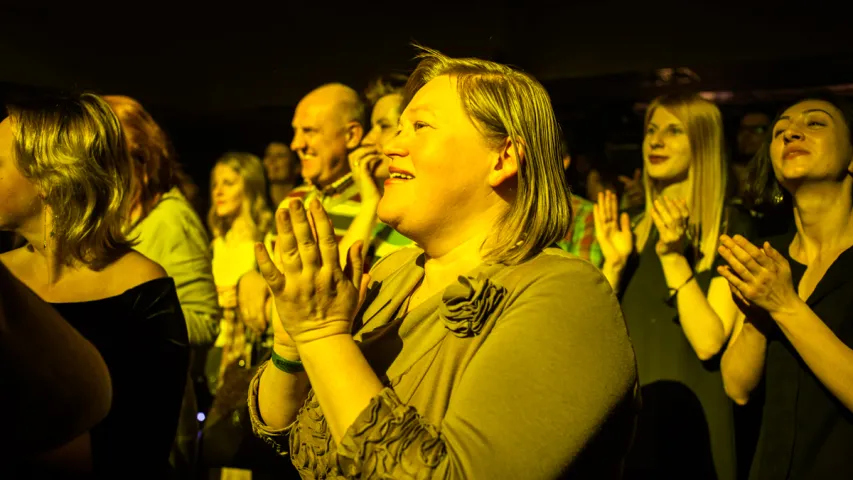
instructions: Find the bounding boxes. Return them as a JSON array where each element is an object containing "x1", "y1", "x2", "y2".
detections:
[
  {"x1": 593, "y1": 190, "x2": 634, "y2": 267},
  {"x1": 716, "y1": 234, "x2": 799, "y2": 316},
  {"x1": 349, "y1": 146, "x2": 383, "y2": 204},
  {"x1": 650, "y1": 196, "x2": 690, "y2": 258},
  {"x1": 254, "y1": 199, "x2": 365, "y2": 347}
]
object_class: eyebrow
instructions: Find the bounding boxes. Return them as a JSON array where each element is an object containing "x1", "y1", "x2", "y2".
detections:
[
  {"x1": 648, "y1": 122, "x2": 681, "y2": 128},
  {"x1": 406, "y1": 105, "x2": 436, "y2": 116},
  {"x1": 778, "y1": 108, "x2": 835, "y2": 122}
]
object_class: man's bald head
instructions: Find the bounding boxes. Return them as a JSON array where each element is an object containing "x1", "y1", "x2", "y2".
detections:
[
  {"x1": 300, "y1": 83, "x2": 367, "y2": 131},
  {"x1": 290, "y1": 83, "x2": 367, "y2": 189}
]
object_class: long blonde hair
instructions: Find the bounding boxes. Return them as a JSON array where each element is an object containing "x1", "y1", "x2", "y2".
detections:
[
  {"x1": 404, "y1": 46, "x2": 572, "y2": 265},
  {"x1": 636, "y1": 93, "x2": 727, "y2": 272},
  {"x1": 207, "y1": 152, "x2": 273, "y2": 241},
  {"x1": 7, "y1": 93, "x2": 135, "y2": 270}
]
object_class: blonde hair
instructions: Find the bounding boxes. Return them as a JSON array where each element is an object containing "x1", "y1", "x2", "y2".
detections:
[
  {"x1": 207, "y1": 152, "x2": 273, "y2": 241},
  {"x1": 636, "y1": 93, "x2": 727, "y2": 272},
  {"x1": 7, "y1": 93, "x2": 135, "y2": 270},
  {"x1": 404, "y1": 46, "x2": 572, "y2": 265}
]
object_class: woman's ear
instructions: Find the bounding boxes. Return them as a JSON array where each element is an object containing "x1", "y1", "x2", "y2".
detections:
[{"x1": 488, "y1": 136, "x2": 523, "y2": 188}]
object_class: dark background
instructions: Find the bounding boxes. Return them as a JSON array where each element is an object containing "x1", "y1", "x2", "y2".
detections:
[{"x1": 3, "y1": 3, "x2": 852, "y2": 200}]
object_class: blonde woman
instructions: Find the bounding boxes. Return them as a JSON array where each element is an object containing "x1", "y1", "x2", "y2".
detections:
[
  {"x1": 206, "y1": 152, "x2": 274, "y2": 394},
  {"x1": 249, "y1": 47, "x2": 638, "y2": 479},
  {"x1": 594, "y1": 93, "x2": 754, "y2": 478},
  {"x1": 0, "y1": 93, "x2": 188, "y2": 477}
]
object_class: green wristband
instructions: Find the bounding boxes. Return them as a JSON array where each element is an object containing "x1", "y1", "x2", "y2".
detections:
[{"x1": 271, "y1": 349, "x2": 304, "y2": 374}]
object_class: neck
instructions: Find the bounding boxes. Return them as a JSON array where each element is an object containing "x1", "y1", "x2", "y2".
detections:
[
  {"x1": 416, "y1": 203, "x2": 506, "y2": 299},
  {"x1": 17, "y1": 210, "x2": 77, "y2": 286},
  {"x1": 225, "y1": 214, "x2": 254, "y2": 240},
  {"x1": 269, "y1": 182, "x2": 295, "y2": 206},
  {"x1": 658, "y1": 178, "x2": 690, "y2": 202},
  {"x1": 314, "y1": 167, "x2": 351, "y2": 191},
  {"x1": 419, "y1": 232, "x2": 488, "y2": 300},
  {"x1": 791, "y1": 181, "x2": 853, "y2": 260}
]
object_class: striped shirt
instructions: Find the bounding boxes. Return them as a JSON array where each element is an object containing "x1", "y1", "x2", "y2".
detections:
[
  {"x1": 556, "y1": 195, "x2": 602, "y2": 268},
  {"x1": 267, "y1": 173, "x2": 412, "y2": 261}
]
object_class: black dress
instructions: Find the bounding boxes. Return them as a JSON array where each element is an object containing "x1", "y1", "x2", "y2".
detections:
[
  {"x1": 51, "y1": 278, "x2": 189, "y2": 478},
  {"x1": 620, "y1": 206, "x2": 754, "y2": 480},
  {"x1": 749, "y1": 231, "x2": 853, "y2": 479}
]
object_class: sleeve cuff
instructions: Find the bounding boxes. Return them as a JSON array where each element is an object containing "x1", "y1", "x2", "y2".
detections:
[{"x1": 248, "y1": 361, "x2": 297, "y2": 456}]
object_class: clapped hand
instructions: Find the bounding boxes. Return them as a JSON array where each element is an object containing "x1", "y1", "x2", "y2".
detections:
[
  {"x1": 593, "y1": 190, "x2": 634, "y2": 267},
  {"x1": 716, "y1": 234, "x2": 799, "y2": 316},
  {"x1": 254, "y1": 199, "x2": 367, "y2": 346}
]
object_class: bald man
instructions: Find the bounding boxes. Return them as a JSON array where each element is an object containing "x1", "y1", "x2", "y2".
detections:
[
  {"x1": 290, "y1": 83, "x2": 366, "y2": 191},
  {"x1": 240, "y1": 84, "x2": 370, "y2": 331}
]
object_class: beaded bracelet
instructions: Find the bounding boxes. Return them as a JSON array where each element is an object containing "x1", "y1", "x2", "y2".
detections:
[{"x1": 271, "y1": 349, "x2": 304, "y2": 374}]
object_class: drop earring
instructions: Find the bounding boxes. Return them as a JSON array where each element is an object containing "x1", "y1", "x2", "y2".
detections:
[{"x1": 43, "y1": 206, "x2": 47, "y2": 249}]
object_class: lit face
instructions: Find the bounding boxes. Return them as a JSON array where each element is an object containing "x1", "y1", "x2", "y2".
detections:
[
  {"x1": 362, "y1": 93, "x2": 403, "y2": 180},
  {"x1": 290, "y1": 100, "x2": 350, "y2": 187},
  {"x1": 262, "y1": 142, "x2": 298, "y2": 183},
  {"x1": 737, "y1": 112, "x2": 770, "y2": 157},
  {"x1": 769, "y1": 100, "x2": 853, "y2": 190},
  {"x1": 379, "y1": 75, "x2": 495, "y2": 239},
  {"x1": 0, "y1": 117, "x2": 41, "y2": 233},
  {"x1": 643, "y1": 106, "x2": 692, "y2": 184},
  {"x1": 211, "y1": 163, "x2": 246, "y2": 218}
]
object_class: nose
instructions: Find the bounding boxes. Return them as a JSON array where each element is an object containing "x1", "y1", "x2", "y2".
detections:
[
  {"x1": 782, "y1": 126, "x2": 804, "y2": 144},
  {"x1": 649, "y1": 131, "x2": 665, "y2": 149},
  {"x1": 382, "y1": 133, "x2": 407, "y2": 160},
  {"x1": 291, "y1": 131, "x2": 306, "y2": 151}
]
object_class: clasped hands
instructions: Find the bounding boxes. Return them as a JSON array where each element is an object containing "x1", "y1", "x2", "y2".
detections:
[
  {"x1": 717, "y1": 234, "x2": 800, "y2": 318},
  {"x1": 254, "y1": 199, "x2": 370, "y2": 350}
]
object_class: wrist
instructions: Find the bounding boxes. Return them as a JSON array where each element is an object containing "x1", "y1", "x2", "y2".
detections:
[
  {"x1": 658, "y1": 251, "x2": 686, "y2": 266},
  {"x1": 296, "y1": 333, "x2": 355, "y2": 365},
  {"x1": 273, "y1": 342, "x2": 300, "y2": 361},
  {"x1": 292, "y1": 322, "x2": 352, "y2": 347},
  {"x1": 603, "y1": 259, "x2": 626, "y2": 273},
  {"x1": 769, "y1": 297, "x2": 807, "y2": 326}
]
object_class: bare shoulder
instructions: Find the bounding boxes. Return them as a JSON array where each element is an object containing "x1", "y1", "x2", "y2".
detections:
[
  {"x1": 105, "y1": 250, "x2": 168, "y2": 290},
  {"x1": 0, "y1": 246, "x2": 30, "y2": 274}
]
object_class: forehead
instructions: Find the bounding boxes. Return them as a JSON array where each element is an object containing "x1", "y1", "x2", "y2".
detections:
[
  {"x1": 0, "y1": 117, "x2": 12, "y2": 149},
  {"x1": 213, "y1": 163, "x2": 239, "y2": 179},
  {"x1": 292, "y1": 99, "x2": 333, "y2": 127},
  {"x1": 372, "y1": 94, "x2": 403, "y2": 121},
  {"x1": 780, "y1": 100, "x2": 842, "y2": 120},
  {"x1": 649, "y1": 106, "x2": 682, "y2": 126},
  {"x1": 265, "y1": 143, "x2": 289, "y2": 155},
  {"x1": 405, "y1": 75, "x2": 460, "y2": 117}
]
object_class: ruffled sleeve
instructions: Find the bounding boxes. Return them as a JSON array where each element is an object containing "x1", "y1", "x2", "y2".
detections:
[
  {"x1": 247, "y1": 362, "x2": 297, "y2": 456},
  {"x1": 336, "y1": 388, "x2": 444, "y2": 478}
]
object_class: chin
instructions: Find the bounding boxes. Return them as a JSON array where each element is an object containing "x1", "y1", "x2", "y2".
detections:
[
  {"x1": 215, "y1": 206, "x2": 237, "y2": 218},
  {"x1": 376, "y1": 198, "x2": 403, "y2": 228}
]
